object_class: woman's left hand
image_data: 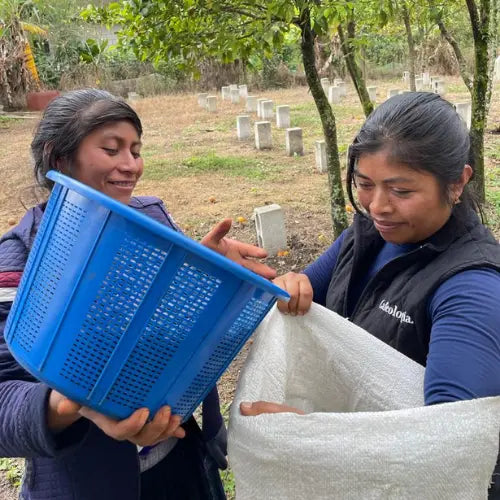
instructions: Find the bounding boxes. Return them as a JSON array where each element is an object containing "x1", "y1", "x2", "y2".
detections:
[
  {"x1": 239, "y1": 401, "x2": 305, "y2": 416},
  {"x1": 201, "y1": 219, "x2": 277, "y2": 280}
]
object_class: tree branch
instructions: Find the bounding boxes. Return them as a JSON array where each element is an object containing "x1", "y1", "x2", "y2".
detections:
[
  {"x1": 338, "y1": 19, "x2": 374, "y2": 117},
  {"x1": 428, "y1": 0, "x2": 473, "y2": 91},
  {"x1": 217, "y1": 6, "x2": 266, "y2": 20},
  {"x1": 402, "y1": 2, "x2": 416, "y2": 91}
]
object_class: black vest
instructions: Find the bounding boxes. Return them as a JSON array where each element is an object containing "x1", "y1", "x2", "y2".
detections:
[
  {"x1": 325, "y1": 204, "x2": 500, "y2": 366},
  {"x1": 326, "y1": 205, "x2": 500, "y2": 497}
]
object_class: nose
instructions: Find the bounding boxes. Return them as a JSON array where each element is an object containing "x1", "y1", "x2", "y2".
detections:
[
  {"x1": 369, "y1": 187, "x2": 393, "y2": 216},
  {"x1": 117, "y1": 150, "x2": 140, "y2": 173}
]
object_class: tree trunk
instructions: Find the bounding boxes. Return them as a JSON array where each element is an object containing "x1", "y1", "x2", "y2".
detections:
[
  {"x1": 337, "y1": 20, "x2": 373, "y2": 118},
  {"x1": 430, "y1": 0, "x2": 498, "y2": 203},
  {"x1": 300, "y1": 13, "x2": 348, "y2": 237},
  {"x1": 402, "y1": 3, "x2": 417, "y2": 92},
  {"x1": 466, "y1": 0, "x2": 498, "y2": 203}
]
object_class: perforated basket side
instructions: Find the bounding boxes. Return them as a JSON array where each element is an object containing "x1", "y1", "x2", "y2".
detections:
[
  {"x1": 103, "y1": 261, "x2": 222, "y2": 412},
  {"x1": 171, "y1": 296, "x2": 272, "y2": 418},
  {"x1": 59, "y1": 236, "x2": 167, "y2": 394},
  {"x1": 7, "y1": 195, "x2": 87, "y2": 352}
]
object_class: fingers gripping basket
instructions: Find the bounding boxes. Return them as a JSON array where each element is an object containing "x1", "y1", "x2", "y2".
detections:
[{"x1": 5, "y1": 171, "x2": 288, "y2": 421}]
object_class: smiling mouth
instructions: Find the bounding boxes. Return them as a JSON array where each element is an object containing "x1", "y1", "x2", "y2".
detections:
[
  {"x1": 108, "y1": 180, "x2": 135, "y2": 188},
  {"x1": 373, "y1": 219, "x2": 402, "y2": 230}
]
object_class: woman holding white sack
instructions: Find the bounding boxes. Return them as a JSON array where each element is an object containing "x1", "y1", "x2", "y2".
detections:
[{"x1": 239, "y1": 92, "x2": 500, "y2": 497}]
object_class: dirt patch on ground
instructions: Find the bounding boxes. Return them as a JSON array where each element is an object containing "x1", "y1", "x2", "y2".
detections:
[{"x1": 0, "y1": 458, "x2": 22, "y2": 500}]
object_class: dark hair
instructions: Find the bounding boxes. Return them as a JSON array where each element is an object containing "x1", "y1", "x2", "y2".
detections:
[
  {"x1": 31, "y1": 88, "x2": 142, "y2": 190},
  {"x1": 346, "y1": 92, "x2": 480, "y2": 217}
]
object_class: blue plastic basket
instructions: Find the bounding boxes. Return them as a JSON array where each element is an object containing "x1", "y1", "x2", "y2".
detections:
[{"x1": 5, "y1": 171, "x2": 288, "y2": 421}]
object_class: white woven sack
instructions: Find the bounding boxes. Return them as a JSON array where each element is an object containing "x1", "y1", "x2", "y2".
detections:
[{"x1": 228, "y1": 304, "x2": 500, "y2": 499}]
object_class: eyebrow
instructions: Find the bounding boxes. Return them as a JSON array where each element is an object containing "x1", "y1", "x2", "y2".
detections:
[
  {"x1": 354, "y1": 169, "x2": 415, "y2": 184},
  {"x1": 101, "y1": 133, "x2": 142, "y2": 146}
]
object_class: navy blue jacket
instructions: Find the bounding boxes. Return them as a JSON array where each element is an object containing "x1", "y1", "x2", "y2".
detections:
[{"x1": 0, "y1": 197, "x2": 226, "y2": 499}]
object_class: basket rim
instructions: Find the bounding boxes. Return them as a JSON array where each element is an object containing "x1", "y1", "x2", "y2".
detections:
[{"x1": 46, "y1": 170, "x2": 290, "y2": 301}]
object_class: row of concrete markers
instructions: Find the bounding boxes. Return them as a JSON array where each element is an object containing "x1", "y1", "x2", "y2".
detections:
[
  {"x1": 196, "y1": 85, "x2": 292, "y2": 255},
  {"x1": 194, "y1": 71, "x2": 478, "y2": 254},
  {"x1": 197, "y1": 73, "x2": 472, "y2": 165}
]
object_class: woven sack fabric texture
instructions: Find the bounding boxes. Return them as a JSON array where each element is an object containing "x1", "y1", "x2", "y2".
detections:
[{"x1": 228, "y1": 304, "x2": 500, "y2": 499}]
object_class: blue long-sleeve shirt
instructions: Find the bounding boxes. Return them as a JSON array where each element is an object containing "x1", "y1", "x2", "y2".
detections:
[{"x1": 303, "y1": 231, "x2": 500, "y2": 405}]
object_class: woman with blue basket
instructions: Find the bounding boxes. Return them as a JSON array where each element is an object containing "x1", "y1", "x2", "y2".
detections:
[
  {"x1": 239, "y1": 92, "x2": 500, "y2": 497},
  {"x1": 0, "y1": 88, "x2": 277, "y2": 500}
]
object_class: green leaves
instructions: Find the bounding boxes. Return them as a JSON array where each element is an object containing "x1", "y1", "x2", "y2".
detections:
[
  {"x1": 79, "y1": 0, "x2": 327, "y2": 72},
  {"x1": 79, "y1": 38, "x2": 108, "y2": 64}
]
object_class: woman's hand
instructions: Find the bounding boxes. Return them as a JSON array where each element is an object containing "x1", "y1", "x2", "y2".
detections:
[
  {"x1": 48, "y1": 390, "x2": 185, "y2": 446},
  {"x1": 273, "y1": 272, "x2": 313, "y2": 315},
  {"x1": 239, "y1": 401, "x2": 305, "y2": 416},
  {"x1": 201, "y1": 219, "x2": 277, "y2": 280},
  {"x1": 47, "y1": 390, "x2": 82, "y2": 432}
]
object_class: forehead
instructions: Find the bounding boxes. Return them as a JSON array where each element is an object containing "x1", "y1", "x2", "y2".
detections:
[{"x1": 84, "y1": 120, "x2": 140, "y2": 142}]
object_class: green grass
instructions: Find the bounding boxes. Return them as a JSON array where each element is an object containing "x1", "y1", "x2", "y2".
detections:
[
  {"x1": 0, "y1": 458, "x2": 23, "y2": 488},
  {"x1": 291, "y1": 100, "x2": 362, "y2": 144},
  {"x1": 142, "y1": 152, "x2": 283, "y2": 181},
  {"x1": 0, "y1": 115, "x2": 22, "y2": 129},
  {"x1": 219, "y1": 403, "x2": 236, "y2": 499},
  {"x1": 221, "y1": 467, "x2": 236, "y2": 499},
  {"x1": 485, "y1": 145, "x2": 500, "y2": 161}
]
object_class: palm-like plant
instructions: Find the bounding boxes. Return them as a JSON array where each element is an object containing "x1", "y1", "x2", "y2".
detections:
[{"x1": 0, "y1": 0, "x2": 47, "y2": 109}]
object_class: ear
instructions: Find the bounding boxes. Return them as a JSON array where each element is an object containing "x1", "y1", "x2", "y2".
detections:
[
  {"x1": 43, "y1": 142, "x2": 66, "y2": 173},
  {"x1": 452, "y1": 165, "x2": 473, "y2": 203},
  {"x1": 55, "y1": 157, "x2": 70, "y2": 175}
]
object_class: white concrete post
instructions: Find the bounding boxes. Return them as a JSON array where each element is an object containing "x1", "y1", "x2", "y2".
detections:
[
  {"x1": 338, "y1": 82, "x2": 347, "y2": 97},
  {"x1": 435, "y1": 80, "x2": 446, "y2": 95},
  {"x1": 387, "y1": 88, "x2": 400, "y2": 98},
  {"x1": 285, "y1": 128, "x2": 303, "y2": 156},
  {"x1": 253, "y1": 204, "x2": 287, "y2": 255},
  {"x1": 206, "y1": 96, "x2": 217, "y2": 113},
  {"x1": 229, "y1": 84, "x2": 238, "y2": 91},
  {"x1": 495, "y1": 56, "x2": 500, "y2": 81},
  {"x1": 367, "y1": 86, "x2": 377, "y2": 102},
  {"x1": 238, "y1": 84, "x2": 248, "y2": 98},
  {"x1": 255, "y1": 121, "x2": 272, "y2": 150},
  {"x1": 276, "y1": 105, "x2": 290, "y2": 129},
  {"x1": 328, "y1": 85, "x2": 341, "y2": 104},
  {"x1": 315, "y1": 140, "x2": 327, "y2": 174},
  {"x1": 261, "y1": 100, "x2": 274, "y2": 120},
  {"x1": 237, "y1": 115, "x2": 251, "y2": 140},
  {"x1": 257, "y1": 98, "x2": 268, "y2": 118},
  {"x1": 415, "y1": 78, "x2": 423, "y2": 91},
  {"x1": 422, "y1": 72, "x2": 430, "y2": 86},
  {"x1": 197, "y1": 93, "x2": 208, "y2": 108},
  {"x1": 246, "y1": 96, "x2": 258, "y2": 112},
  {"x1": 221, "y1": 86, "x2": 230, "y2": 101},
  {"x1": 321, "y1": 77, "x2": 330, "y2": 94},
  {"x1": 455, "y1": 102, "x2": 472, "y2": 129},
  {"x1": 230, "y1": 88, "x2": 240, "y2": 104}
]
